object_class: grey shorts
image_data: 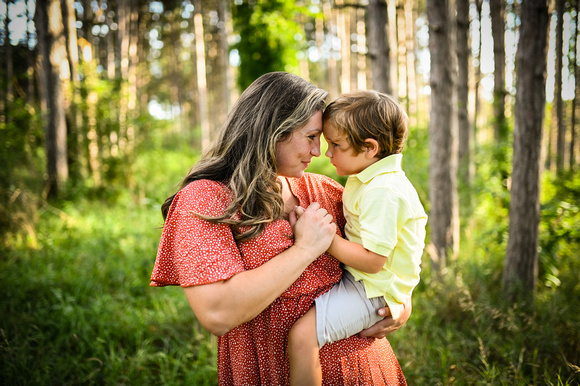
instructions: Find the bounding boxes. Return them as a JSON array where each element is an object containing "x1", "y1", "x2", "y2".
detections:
[{"x1": 315, "y1": 270, "x2": 386, "y2": 348}]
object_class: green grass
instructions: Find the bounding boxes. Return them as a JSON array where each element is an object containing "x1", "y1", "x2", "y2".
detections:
[{"x1": 1, "y1": 136, "x2": 579, "y2": 385}]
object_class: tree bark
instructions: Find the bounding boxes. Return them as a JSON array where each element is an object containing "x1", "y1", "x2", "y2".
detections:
[
  {"x1": 35, "y1": 0, "x2": 70, "y2": 198},
  {"x1": 367, "y1": 0, "x2": 390, "y2": 94},
  {"x1": 218, "y1": 0, "x2": 232, "y2": 124},
  {"x1": 571, "y1": 0, "x2": 579, "y2": 170},
  {"x1": 396, "y1": 2, "x2": 406, "y2": 100},
  {"x1": 502, "y1": 0, "x2": 550, "y2": 303},
  {"x1": 193, "y1": 0, "x2": 210, "y2": 152},
  {"x1": 404, "y1": 0, "x2": 417, "y2": 121},
  {"x1": 427, "y1": 0, "x2": 459, "y2": 272},
  {"x1": 457, "y1": 0, "x2": 471, "y2": 189},
  {"x1": 490, "y1": 0, "x2": 507, "y2": 141},
  {"x1": 555, "y1": 0, "x2": 565, "y2": 173},
  {"x1": 356, "y1": 8, "x2": 367, "y2": 90}
]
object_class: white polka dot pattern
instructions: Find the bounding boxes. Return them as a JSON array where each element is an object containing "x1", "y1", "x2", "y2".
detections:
[{"x1": 150, "y1": 174, "x2": 407, "y2": 385}]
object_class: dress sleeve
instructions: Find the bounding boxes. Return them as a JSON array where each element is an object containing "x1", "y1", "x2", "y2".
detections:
[{"x1": 150, "y1": 180, "x2": 245, "y2": 287}]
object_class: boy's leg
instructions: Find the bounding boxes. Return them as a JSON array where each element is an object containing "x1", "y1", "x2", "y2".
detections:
[
  {"x1": 316, "y1": 271, "x2": 386, "y2": 347},
  {"x1": 288, "y1": 307, "x2": 322, "y2": 386}
]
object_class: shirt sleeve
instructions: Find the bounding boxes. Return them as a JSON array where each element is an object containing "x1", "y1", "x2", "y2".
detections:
[{"x1": 150, "y1": 180, "x2": 245, "y2": 287}]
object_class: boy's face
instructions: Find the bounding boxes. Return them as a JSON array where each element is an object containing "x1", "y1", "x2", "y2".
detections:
[{"x1": 323, "y1": 122, "x2": 377, "y2": 176}]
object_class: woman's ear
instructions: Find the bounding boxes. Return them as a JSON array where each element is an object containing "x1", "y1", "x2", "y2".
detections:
[{"x1": 364, "y1": 139, "x2": 380, "y2": 159}]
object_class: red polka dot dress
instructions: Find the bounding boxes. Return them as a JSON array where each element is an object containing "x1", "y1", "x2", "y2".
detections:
[{"x1": 151, "y1": 173, "x2": 407, "y2": 385}]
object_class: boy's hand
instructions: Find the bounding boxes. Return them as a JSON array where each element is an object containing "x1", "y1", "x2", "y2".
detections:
[{"x1": 288, "y1": 206, "x2": 305, "y2": 228}]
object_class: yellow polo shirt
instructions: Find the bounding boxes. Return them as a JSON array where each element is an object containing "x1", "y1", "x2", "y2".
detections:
[{"x1": 343, "y1": 154, "x2": 427, "y2": 319}]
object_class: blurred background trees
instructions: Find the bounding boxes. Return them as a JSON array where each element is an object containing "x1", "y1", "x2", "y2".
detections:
[
  {"x1": 1, "y1": 0, "x2": 579, "y2": 383},
  {"x1": 2, "y1": 0, "x2": 579, "y2": 309}
]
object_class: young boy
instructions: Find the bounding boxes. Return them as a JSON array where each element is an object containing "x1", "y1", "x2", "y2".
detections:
[{"x1": 288, "y1": 90, "x2": 427, "y2": 385}]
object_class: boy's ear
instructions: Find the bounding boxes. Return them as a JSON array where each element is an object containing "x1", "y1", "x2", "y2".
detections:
[{"x1": 363, "y1": 139, "x2": 379, "y2": 159}]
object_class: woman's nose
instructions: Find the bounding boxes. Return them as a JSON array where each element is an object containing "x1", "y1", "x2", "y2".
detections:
[{"x1": 311, "y1": 140, "x2": 321, "y2": 157}]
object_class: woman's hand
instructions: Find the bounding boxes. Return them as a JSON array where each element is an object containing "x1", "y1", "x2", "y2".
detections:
[
  {"x1": 183, "y1": 202, "x2": 337, "y2": 336},
  {"x1": 358, "y1": 297, "x2": 412, "y2": 338},
  {"x1": 290, "y1": 203, "x2": 335, "y2": 258}
]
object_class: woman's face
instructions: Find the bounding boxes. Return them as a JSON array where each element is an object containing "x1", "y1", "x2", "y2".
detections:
[{"x1": 275, "y1": 111, "x2": 323, "y2": 178}]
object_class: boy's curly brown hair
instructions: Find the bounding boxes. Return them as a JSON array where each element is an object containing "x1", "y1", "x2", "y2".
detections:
[{"x1": 323, "y1": 90, "x2": 408, "y2": 158}]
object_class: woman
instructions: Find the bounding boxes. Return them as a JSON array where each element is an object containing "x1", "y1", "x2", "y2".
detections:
[{"x1": 150, "y1": 72, "x2": 410, "y2": 385}]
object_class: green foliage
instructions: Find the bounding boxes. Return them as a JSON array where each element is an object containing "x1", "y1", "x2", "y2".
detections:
[
  {"x1": 391, "y1": 260, "x2": 580, "y2": 385},
  {"x1": 539, "y1": 171, "x2": 580, "y2": 289},
  {"x1": 0, "y1": 97, "x2": 45, "y2": 238},
  {"x1": 2, "y1": 136, "x2": 579, "y2": 384},
  {"x1": 232, "y1": 0, "x2": 315, "y2": 90},
  {"x1": 0, "y1": 145, "x2": 215, "y2": 384}
]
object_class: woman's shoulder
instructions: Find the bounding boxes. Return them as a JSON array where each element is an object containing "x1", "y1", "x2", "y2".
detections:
[{"x1": 172, "y1": 179, "x2": 232, "y2": 216}]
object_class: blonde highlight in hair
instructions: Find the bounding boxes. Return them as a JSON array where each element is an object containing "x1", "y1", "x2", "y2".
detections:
[
  {"x1": 161, "y1": 72, "x2": 328, "y2": 241},
  {"x1": 323, "y1": 90, "x2": 408, "y2": 158}
]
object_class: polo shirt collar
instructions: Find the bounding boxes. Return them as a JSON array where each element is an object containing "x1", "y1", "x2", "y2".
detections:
[{"x1": 353, "y1": 154, "x2": 403, "y2": 183}]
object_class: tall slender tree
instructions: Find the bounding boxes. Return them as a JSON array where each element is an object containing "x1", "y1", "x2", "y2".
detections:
[
  {"x1": 490, "y1": 0, "x2": 507, "y2": 141},
  {"x1": 366, "y1": 0, "x2": 390, "y2": 93},
  {"x1": 571, "y1": 0, "x2": 579, "y2": 170},
  {"x1": 555, "y1": 0, "x2": 565, "y2": 173},
  {"x1": 35, "y1": 0, "x2": 70, "y2": 198},
  {"x1": 457, "y1": 0, "x2": 471, "y2": 190},
  {"x1": 193, "y1": 0, "x2": 210, "y2": 151},
  {"x1": 427, "y1": 0, "x2": 459, "y2": 271},
  {"x1": 502, "y1": 0, "x2": 550, "y2": 303}
]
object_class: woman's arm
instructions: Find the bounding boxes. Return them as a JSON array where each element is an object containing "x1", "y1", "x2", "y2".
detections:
[
  {"x1": 358, "y1": 296, "x2": 412, "y2": 338},
  {"x1": 183, "y1": 203, "x2": 336, "y2": 336}
]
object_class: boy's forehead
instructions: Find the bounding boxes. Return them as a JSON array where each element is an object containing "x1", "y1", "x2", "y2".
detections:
[{"x1": 323, "y1": 123, "x2": 345, "y2": 139}]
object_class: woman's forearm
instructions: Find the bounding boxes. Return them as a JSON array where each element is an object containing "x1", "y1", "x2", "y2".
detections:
[
  {"x1": 184, "y1": 203, "x2": 335, "y2": 336},
  {"x1": 183, "y1": 243, "x2": 317, "y2": 336}
]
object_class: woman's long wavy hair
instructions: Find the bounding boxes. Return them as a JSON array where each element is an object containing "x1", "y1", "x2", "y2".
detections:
[{"x1": 161, "y1": 72, "x2": 328, "y2": 241}]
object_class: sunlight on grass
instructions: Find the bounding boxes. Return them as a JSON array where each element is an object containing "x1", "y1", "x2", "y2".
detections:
[{"x1": 1, "y1": 140, "x2": 579, "y2": 384}]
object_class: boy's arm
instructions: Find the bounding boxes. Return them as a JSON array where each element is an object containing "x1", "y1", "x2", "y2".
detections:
[
  {"x1": 293, "y1": 205, "x2": 387, "y2": 274},
  {"x1": 327, "y1": 235, "x2": 386, "y2": 274}
]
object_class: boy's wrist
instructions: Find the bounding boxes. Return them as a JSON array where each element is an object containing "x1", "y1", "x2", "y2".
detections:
[{"x1": 327, "y1": 234, "x2": 341, "y2": 256}]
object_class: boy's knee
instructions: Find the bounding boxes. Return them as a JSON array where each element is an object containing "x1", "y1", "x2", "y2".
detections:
[{"x1": 289, "y1": 309, "x2": 316, "y2": 347}]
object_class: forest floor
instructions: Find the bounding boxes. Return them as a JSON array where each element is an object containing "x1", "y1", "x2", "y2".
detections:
[{"x1": 1, "y1": 144, "x2": 579, "y2": 385}]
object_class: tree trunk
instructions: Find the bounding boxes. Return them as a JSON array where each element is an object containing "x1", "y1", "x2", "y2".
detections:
[
  {"x1": 396, "y1": 3, "x2": 406, "y2": 100},
  {"x1": 490, "y1": 0, "x2": 507, "y2": 141},
  {"x1": 473, "y1": 0, "x2": 483, "y2": 153},
  {"x1": 193, "y1": 0, "x2": 210, "y2": 152},
  {"x1": 427, "y1": 0, "x2": 459, "y2": 272},
  {"x1": 323, "y1": 1, "x2": 339, "y2": 100},
  {"x1": 367, "y1": 0, "x2": 390, "y2": 94},
  {"x1": 555, "y1": 0, "x2": 565, "y2": 173},
  {"x1": 62, "y1": 0, "x2": 82, "y2": 180},
  {"x1": 457, "y1": 0, "x2": 471, "y2": 190},
  {"x1": 35, "y1": 0, "x2": 70, "y2": 198},
  {"x1": 502, "y1": 0, "x2": 550, "y2": 303},
  {"x1": 127, "y1": 0, "x2": 138, "y2": 154},
  {"x1": 356, "y1": 8, "x2": 367, "y2": 90},
  {"x1": 6, "y1": 0, "x2": 14, "y2": 122},
  {"x1": 571, "y1": 0, "x2": 579, "y2": 170},
  {"x1": 218, "y1": 0, "x2": 232, "y2": 123},
  {"x1": 337, "y1": 0, "x2": 351, "y2": 94},
  {"x1": 404, "y1": 0, "x2": 417, "y2": 122},
  {"x1": 386, "y1": 0, "x2": 398, "y2": 97}
]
